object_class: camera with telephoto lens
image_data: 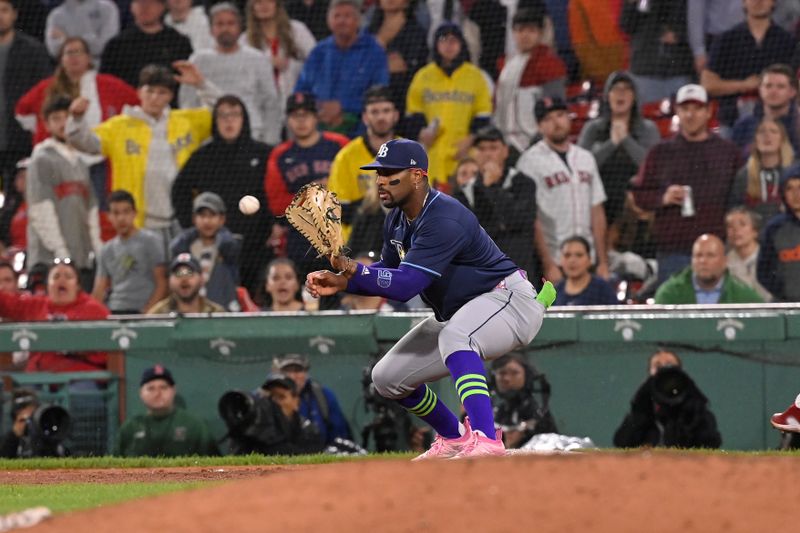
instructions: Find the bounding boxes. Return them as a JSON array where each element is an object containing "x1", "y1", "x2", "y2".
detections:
[
  {"x1": 218, "y1": 390, "x2": 256, "y2": 431},
  {"x1": 18, "y1": 404, "x2": 71, "y2": 458},
  {"x1": 650, "y1": 365, "x2": 693, "y2": 407}
]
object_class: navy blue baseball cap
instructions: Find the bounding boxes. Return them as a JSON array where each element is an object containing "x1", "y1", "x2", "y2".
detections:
[
  {"x1": 360, "y1": 139, "x2": 428, "y2": 174},
  {"x1": 140, "y1": 364, "x2": 175, "y2": 387},
  {"x1": 170, "y1": 252, "x2": 201, "y2": 274}
]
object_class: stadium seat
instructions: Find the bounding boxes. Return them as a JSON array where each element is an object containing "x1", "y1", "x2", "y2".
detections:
[{"x1": 568, "y1": 100, "x2": 600, "y2": 138}]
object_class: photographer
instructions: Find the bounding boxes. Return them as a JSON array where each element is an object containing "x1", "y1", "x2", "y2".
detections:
[
  {"x1": 221, "y1": 373, "x2": 323, "y2": 456},
  {"x1": 0, "y1": 389, "x2": 69, "y2": 458},
  {"x1": 272, "y1": 355, "x2": 352, "y2": 446},
  {"x1": 489, "y1": 353, "x2": 558, "y2": 449},
  {"x1": 613, "y1": 350, "x2": 722, "y2": 449}
]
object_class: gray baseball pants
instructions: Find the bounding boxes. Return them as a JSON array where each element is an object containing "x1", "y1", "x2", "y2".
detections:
[{"x1": 371, "y1": 271, "x2": 545, "y2": 399}]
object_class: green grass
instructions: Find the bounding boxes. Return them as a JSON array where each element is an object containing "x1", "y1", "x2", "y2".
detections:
[
  {"x1": 0, "y1": 482, "x2": 207, "y2": 514},
  {"x1": 0, "y1": 452, "x2": 414, "y2": 471},
  {"x1": 0, "y1": 453, "x2": 413, "y2": 516}
]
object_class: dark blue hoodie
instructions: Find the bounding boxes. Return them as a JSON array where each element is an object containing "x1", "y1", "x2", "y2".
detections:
[{"x1": 757, "y1": 162, "x2": 800, "y2": 301}]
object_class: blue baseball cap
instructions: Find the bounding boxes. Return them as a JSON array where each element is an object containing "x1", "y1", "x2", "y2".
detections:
[{"x1": 360, "y1": 139, "x2": 428, "y2": 174}]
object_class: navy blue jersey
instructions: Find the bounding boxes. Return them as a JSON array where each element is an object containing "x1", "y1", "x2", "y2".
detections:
[{"x1": 380, "y1": 190, "x2": 519, "y2": 321}]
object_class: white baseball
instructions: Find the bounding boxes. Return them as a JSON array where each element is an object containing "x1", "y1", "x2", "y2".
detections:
[{"x1": 239, "y1": 195, "x2": 260, "y2": 215}]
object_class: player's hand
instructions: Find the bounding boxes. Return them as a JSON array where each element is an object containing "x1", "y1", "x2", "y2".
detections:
[
  {"x1": 69, "y1": 97, "x2": 90, "y2": 118},
  {"x1": 306, "y1": 270, "x2": 347, "y2": 297},
  {"x1": 173, "y1": 60, "x2": 205, "y2": 87},
  {"x1": 544, "y1": 263, "x2": 563, "y2": 283},
  {"x1": 662, "y1": 185, "x2": 685, "y2": 207},
  {"x1": 329, "y1": 255, "x2": 357, "y2": 278}
]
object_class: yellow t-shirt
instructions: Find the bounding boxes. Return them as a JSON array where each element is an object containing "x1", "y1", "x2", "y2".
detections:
[
  {"x1": 406, "y1": 62, "x2": 492, "y2": 185},
  {"x1": 328, "y1": 135, "x2": 386, "y2": 242},
  {"x1": 95, "y1": 108, "x2": 212, "y2": 228}
]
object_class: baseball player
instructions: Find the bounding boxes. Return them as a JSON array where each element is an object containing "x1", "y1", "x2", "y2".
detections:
[{"x1": 306, "y1": 139, "x2": 556, "y2": 459}]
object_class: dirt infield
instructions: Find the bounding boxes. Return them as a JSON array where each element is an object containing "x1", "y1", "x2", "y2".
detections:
[{"x1": 22, "y1": 452, "x2": 800, "y2": 533}]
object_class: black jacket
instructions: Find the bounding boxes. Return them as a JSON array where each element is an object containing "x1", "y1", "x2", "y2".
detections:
[
  {"x1": 227, "y1": 397, "x2": 324, "y2": 456},
  {"x1": 492, "y1": 386, "x2": 558, "y2": 447},
  {"x1": 172, "y1": 96, "x2": 273, "y2": 293},
  {"x1": 4, "y1": 31, "x2": 52, "y2": 155},
  {"x1": 100, "y1": 25, "x2": 192, "y2": 90},
  {"x1": 619, "y1": 0, "x2": 693, "y2": 78},
  {"x1": 367, "y1": 13, "x2": 428, "y2": 115},
  {"x1": 348, "y1": 208, "x2": 386, "y2": 258},
  {"x1": 613, "y1": 371, "x2": 722, "y2": 449},
  {"x1": 0, "y1": 430, "x2": 19, "y2": 458},
  {"x1": 454, "y1": 168, "x2": 538, "y2": 277}
]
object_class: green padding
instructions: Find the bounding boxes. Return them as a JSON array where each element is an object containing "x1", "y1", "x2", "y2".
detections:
[
  {"x1": 4, "y1": 310, "x2": 800, "y2": 451},
  {"x1": 579, "y1": 312, "x2": 785, "y2": 342},
  {"x1": 170, "y1": 315, "x2": 378, "y2": 361},
  {"x1": 783, "y1": 312, "x2": 800, "y2": 339},
  {"x1": 0, "y1": 320, "x2": 175, "y2": 352}
]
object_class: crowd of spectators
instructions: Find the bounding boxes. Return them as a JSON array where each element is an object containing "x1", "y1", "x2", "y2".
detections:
[{"x1": 0, "y1": 0, "x2": 797, "y2": 454}]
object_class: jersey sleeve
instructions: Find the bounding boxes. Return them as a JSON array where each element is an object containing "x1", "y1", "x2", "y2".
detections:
[{"x1": 401, "y1": 217, "x2": 468, "y2": 277}]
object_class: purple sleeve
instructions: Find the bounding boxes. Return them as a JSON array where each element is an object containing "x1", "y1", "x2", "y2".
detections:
[{"x1": 345, "y1": 263, "x2": 434, "y2": 301}]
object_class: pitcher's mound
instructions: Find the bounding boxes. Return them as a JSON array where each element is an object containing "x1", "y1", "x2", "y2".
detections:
[{"x1": 30, "y1": 452, "x2": 800, "y2": 533}]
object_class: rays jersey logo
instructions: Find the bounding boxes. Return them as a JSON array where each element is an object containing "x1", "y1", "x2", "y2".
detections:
[
  {"x1": 390, "y1": 239, "x2": 406, "y2": 260},
  {"x1": 377, "y1": 269, "x2": 392, "y2": 288}
]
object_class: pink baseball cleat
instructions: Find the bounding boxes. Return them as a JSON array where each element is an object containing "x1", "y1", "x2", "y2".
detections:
[
  {"x1": 771, "y1": 403, "x2": 800, "y2": 433},
  {"x1": 412, "y1": 420, "x2": 472, "y2": 461},
  {"x1": 451, "y1": 429, "x2": 506, "y2": 459}
]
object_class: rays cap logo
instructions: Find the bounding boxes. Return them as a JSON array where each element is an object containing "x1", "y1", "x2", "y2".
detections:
[{"x1": 361, "y1": 138, "x2": 428, "y2": 175}]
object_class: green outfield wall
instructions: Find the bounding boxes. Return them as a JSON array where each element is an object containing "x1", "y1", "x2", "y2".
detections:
[{"x1": 1, "y1": 305, "x2": 799, "y2": 451}]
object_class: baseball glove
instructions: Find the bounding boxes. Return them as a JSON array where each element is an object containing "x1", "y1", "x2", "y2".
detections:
[{"x1": 284, "y1": 183, "x2": 345, "y2": 258}]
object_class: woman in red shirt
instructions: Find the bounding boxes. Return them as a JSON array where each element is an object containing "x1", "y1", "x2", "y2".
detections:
[
  {"x1": 0, "y1": 260, "x2": 109, "y2": 373},
  {"x1": 15, "y1": 37, "x2": 138, "y2": 146}
]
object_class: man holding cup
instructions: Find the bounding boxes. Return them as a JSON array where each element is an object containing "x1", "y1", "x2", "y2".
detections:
[{"x1": 632, "y1": 84, "x2": 741, "y2": 284}]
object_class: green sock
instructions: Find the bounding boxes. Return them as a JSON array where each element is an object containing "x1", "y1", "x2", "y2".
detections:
[{"x1": 536, "y1": 281, "x2": 556, "y2": 309}]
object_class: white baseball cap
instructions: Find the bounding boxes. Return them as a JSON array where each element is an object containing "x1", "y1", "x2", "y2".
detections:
[{"x1": 675, "y1": 84, "x2": 708, "y2": 105}]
